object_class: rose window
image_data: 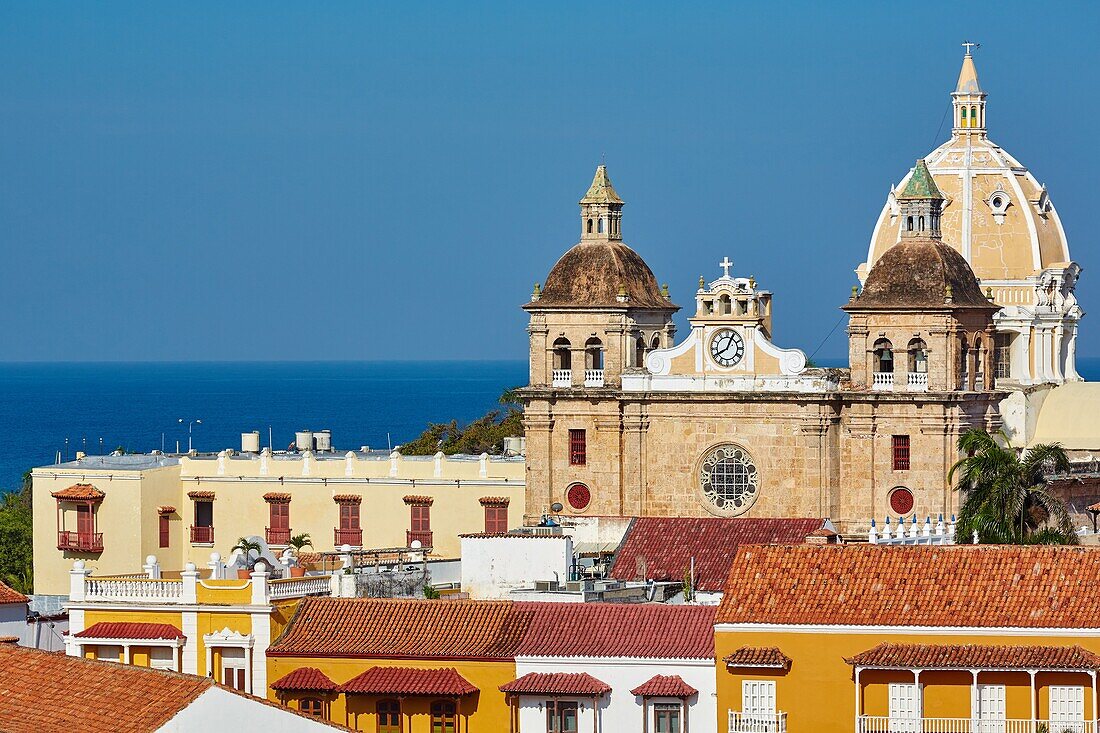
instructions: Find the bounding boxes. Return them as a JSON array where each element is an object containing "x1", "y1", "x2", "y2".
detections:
[{"x1": 699, "y1": 444, "x2": 759, "y2": 515}]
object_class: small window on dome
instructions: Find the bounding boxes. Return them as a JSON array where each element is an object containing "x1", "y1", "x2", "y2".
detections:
[
  {"x1": 987, "y1": 192, "x2": 1010, "y2": 224},
  {"x1": 587, "y1": 218, "x2": 593, "y2": 234}
]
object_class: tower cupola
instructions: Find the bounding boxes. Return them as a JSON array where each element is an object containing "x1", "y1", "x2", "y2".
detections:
[
  {"x1": 897, "y1": 159, "x2": 944, "y2": 239},
  {"x1": 580, "y1": 165, "x2": 624, "y2": 241},
  {"x1": 952, "y1": 42, "x2": 986, "y2": 135}
]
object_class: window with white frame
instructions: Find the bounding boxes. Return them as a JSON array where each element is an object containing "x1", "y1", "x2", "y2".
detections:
[
  {"x1": 149, "y1": 646, "x2": 175, "y2": 671},
  {"x1": 742, "y1": 680, "x2": 776, "y2": 717},
  {"x1": 888, "y1": 683, "x2": 920, "y2": 732},
  {"x1": 1050, "y1": 686, "x2": 1085, "y2": 723},
  {"x1": 220, "y1": 647, "x2": 248, "y2": 692},
  {"x1": 654, "y1": 702, "x2": 683, "y2": 733},
  {"x1": 545, "y1": 700, "x2": 577, "y2": 733},
  {"x1": 96, "y1": 644, "x2": 122, "y2": 663},
  {"x1": 977, "y1": 684, "x2": 1005, "y2": 725}
]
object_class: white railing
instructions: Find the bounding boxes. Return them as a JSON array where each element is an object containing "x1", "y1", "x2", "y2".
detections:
[
  {"x1": 584, "y1": 369, "x2": 605, "y2": 387},
  {"x1": 268, "y1": 575, "x2": 332, "y2": 600},
  {"x1": 872, "y1": 371, "x2": 894, "y2": 391},
  {"x1": 729, "y1": 711, "x2": 787, "y2": 733},
  {"x1": 869, "y1": 516, "x2": 956, "y2": 545},
  {"x1": 552, "y1": 369, "x2": 572, "y2": 387},
  {"x1": 907, "y1": 372, "x2": 929, "y2": 391},
  {"x1": 857, "y1": 717, "x2": 1096, "y2": 733},
  {"x1": 85, "y1": 578, "x2": 183, "y2": 603}
]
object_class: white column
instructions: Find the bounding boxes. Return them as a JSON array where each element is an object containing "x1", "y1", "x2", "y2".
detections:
[
  {"x1": 246, "y1": 646, "x2": 254, "y2": 695},
  {"x1": 1091, "y1": 670, "x2": 1097, "y2": 728},
  {"x1": 205, "y1": 643, "x2": 214, "y2": 681},
  {"x1": 970, "y1": 670, "x2": 978, "y2": 726},
  {"x1": 250, "y1": 562, "x2": 269, "y2": 605},
  {"x1": 1029, "y1": 670, "x2": 1037, "y2": 723},
  {"x1": 69, "y1": 561, "x2": 90, "y2": 602},
  {"x1": 123, "y1": 644, "x2": 132, "y2": 665},
  {"x1": 854, "y1": 667, "x2": 862, "y2": 731},
  {"x1": 182, "y1": 611, "x2": 199, "y2": 675},
  {"x1": 914, "y1": 670, "x2": 923, "y2": 720},
  {"x1": 251, "y1": 611, "x2": 270, "y2": 697},
  {"x1": 181, "y1": 562, "x2": 199, "y2": 604}
]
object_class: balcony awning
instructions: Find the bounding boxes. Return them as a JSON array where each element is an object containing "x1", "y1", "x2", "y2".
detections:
[
  {"x1": 500, "y1": 672, "x2": 611, "y2": 697},
  {"x1": 846, "y1": 643, "x2": 1100, "y2": 671},
  {"x1": 630, "y1": 674, "x2": 697, "y2": 698},
  {"x1": 51, "y1": 484, "x2": 104, "y2": 501},
  {"x1": 271, "y1": 667, "x2": 337, "y2": 693},
  {"x1": 339, "y1": 667, "x2": 476, "y2": 696},
  {"x1": 724, "y1": 646, "x2": 792, "y2": 670},
  {"x1": 74, "y1": 622, "x2": 184, "y2": 642}
]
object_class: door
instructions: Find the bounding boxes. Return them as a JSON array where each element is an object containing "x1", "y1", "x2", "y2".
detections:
[
  {"x1": 977, "y1": 684, "x2": 1006, "y2": 733},
  {"x1": 742, "y1": 680, "x2": 777, "y2": 730},
  {"x1": 1050, "y1": 686, "x2": 1085, "y2": 731},
  {"x1": 888, "y1": 683, "x2": 920, "y2": 733},
  {"x1": 220, "y1": 648, "x2": 248, "y2": 693},
  {"x1": 77, "y1": 504, "x2": 94, "y2": 535}
]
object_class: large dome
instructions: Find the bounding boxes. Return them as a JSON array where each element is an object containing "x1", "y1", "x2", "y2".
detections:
[
  {"x1": 852, "y1": 236, "x2": 992, "y2": 310},
  {"x1": 536, "y1": 240, "x2": 671, "y2": 308}
]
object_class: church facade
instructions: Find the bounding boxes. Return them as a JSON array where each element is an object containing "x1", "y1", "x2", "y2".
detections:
[{"x1": 520, "y1": 51, "x2": 1068, "y2": 533}]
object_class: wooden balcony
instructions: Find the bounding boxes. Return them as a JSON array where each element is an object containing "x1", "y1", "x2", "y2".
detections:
[
  {"x1": 266, "y1": 527, "x2": 291, "y2": 546},
  {"x1": 189, "y1": 525, "x2": 214, "y2": 544},
  {"x1": 57, "y1": 530, "x2": 103, "y2": 553},
  {"x1": 406, "y1": 529, "x2": 433, "y2": 548},
  {"x1": 334, "y1": 527, "x2": 363, "y2": 546}
]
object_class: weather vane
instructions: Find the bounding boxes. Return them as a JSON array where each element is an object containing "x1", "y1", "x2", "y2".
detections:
[{"x1": 962, "y1": 40, "x2": 980, "y2": 56}]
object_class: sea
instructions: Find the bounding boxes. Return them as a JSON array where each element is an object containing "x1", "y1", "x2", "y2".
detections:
[{"x1": 3, "y1": 357, "x2": 1099, "y2": 494}]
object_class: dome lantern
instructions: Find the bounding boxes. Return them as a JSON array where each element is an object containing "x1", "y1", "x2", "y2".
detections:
[
  {"x1": 580, "y1": 165, "x2": 624, "y2": 241},
  {"x1": 952, "y1": 42, "x2": 987, "y2": 135}
]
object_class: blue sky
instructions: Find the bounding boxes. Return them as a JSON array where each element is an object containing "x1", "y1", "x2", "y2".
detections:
[{"x1": 1, "y1": 2, "x2": 1097, "y2": 362}]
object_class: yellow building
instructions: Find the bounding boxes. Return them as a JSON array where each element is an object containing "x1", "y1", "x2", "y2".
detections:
[
  {"x1": 715, "y1": 544, "x2": 1100, "y2": 732},
  {"x1": 32, "y1": 448, "x2": 525, "y2": 595}
]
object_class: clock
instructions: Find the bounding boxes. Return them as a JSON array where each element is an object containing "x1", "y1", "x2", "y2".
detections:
[{"x1": 709, "y1": 328, "x2": 745, "y2": 367}]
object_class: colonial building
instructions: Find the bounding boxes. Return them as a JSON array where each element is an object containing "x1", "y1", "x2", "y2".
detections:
[{"x1": 522, "y1": 158, "x2": 1002, "y2": 532}]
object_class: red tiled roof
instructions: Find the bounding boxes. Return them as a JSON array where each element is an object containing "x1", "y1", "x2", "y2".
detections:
[
  {"x1": 271, "y1": 667, "x2": 338, "y2": 692},
  {"x1": 458, "y1": 533, "x2": 570, "y2": 539},
  {"x1": 500, "y1": 672, "x2": 610, "y2": 696},
  {"x1": 723, "y1": 647, "x2": 792, "y2": 670},
  {"x1": 403, "y1": 495, "x2": 433, "y2": 506},
  {"x1": 846, "y1": 643, "x2": 1100, "y2": 671},
  {"x1": 157, "y1": 506, "x2": 176, "y2": 515},
  {"x1": 269, "y1": 598, "x2": 528, "y2": 659},
  {"x1": 340, "y1": 666, "x2": 476, "y2": 696},
  {"x1": 609, "y1": 517, "x2": 826, "y2": 591},
  {"x1": 515, "y1": 602, "x2": 715, "y2": 659},
  {"x1": 51, "y1": 483, "x2": 105, "y2": 501},
  {"x1": 479, "y1": 496, "x2": 510, "y2": 507},
  {"x1": 630, "y1": 674, "x2": 698, "y2": 697},
  {"x1": 74, "y1": 623, "x2": 184, "y2": 641},
  {"x1": 0, "y1": 580, "x2": 28, "y2": 606},
  {"x1": 187, "y1": 490, "x2": 215, "y2": 500},
  {"x1": 717, "y1": 545, "x2": 1100, "y2": 628},
  {"x1": 332, "y1": 494, "x2": 362, "y2": 504},
  {"x1": 263, "y1": 492, "x2": 292, "y2": 502}
]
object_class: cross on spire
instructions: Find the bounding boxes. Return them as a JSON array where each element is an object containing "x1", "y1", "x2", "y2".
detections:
[
  {"x1": 719, "y1": 257, "x2": 733, "y2": 278},
  {"x1": 962, "y1": 40, "x2": 980, "y2": 56}
]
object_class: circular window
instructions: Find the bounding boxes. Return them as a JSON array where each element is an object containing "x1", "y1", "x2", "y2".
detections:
[
  {"x1": 889, "y1": 486, "x2": 915, "y2": 515},
  {"x1": 566, "y1": 483, "x2": 591, "y2": 511},
  {"x1": 992, "y1": 196, "x2": 1003, "y2": 208},
  {"x1": 698, "y1": 444, "x2": 759, "y2": 516}
]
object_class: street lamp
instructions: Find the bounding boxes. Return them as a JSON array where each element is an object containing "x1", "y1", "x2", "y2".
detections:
[{"x1": 179, "y1": 418, "x2": 203, "y2": 453}]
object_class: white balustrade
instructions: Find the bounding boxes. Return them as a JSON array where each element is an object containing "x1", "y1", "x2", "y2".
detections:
[
  {"x1": 908, "y1": 372, "x2": 929, "y2": 391},
  {"x1": 85, "y1": 578, "x2": 183, "y2": 603},
  {"x1": 729, "y1": 711, "x2": 787, "y2": 733},
  {"x1": 857, "y1": 717, "x2": 1095, "y2": 733},
  {"x1": 869, "y1": 516, "x2": 956, "y2": 545},
  {"x1": 268, "y1": 575, "x2": 333, "y2": 600},
  {"x1": 552, "y1": 369, "x2": 572, "y2": 387},
  {"x1": 584, "y1": 369, "x2": 605, "y2": 387},
  {"x1": 872, "y1": 371, "x2": 894, "y2": 391}
]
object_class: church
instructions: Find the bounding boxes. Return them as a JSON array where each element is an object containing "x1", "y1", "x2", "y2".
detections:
[{"x1": 520, "y1": 50, "x2": 1082, "y2": 533}]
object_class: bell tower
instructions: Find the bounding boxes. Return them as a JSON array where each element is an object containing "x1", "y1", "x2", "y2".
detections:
[
  {"x1": 580, "y1": 165, "x2": 623, "y2": 241},
  {"x1": 897, "y1": 159, "x2": 944, "y2": 239},
  {"x1": 952, "y1": 42, "x2": 986, "y2": 135}
]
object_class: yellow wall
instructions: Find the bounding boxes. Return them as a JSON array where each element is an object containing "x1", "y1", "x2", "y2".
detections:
[
  {"x1": 267, "y1": 656, "x2": 516, "y2": 732},
  {"x1": 717, "y1": 630, "x2": 1099, "y2": 731}
]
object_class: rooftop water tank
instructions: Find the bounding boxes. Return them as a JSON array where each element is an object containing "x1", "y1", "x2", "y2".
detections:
[
  {"x1": 295, "y1": 430, "x2": 314, "y2": 451},
  {"x1": 241, "y1": 431, "x2": 261, "y2": 453}
]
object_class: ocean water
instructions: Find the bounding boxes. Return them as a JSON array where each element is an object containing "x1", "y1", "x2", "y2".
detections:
[
  {"x1": 0, "y1": 361, "x2": 528, "y2": 492},
  {"x1": 3, "y1": 357, "x2": 1099, "y2": 493}
]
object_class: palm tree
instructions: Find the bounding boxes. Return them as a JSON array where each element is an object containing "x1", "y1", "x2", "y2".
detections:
[
  {"x1": 949, "y1": 428, "x2": 1077, "y2": 544},
  {"x1": 288, "y1": 533, "x2": 313, "y2": 553},
  {"x1": 231, "y1": 537, "x2": 264, "y2": 570}
]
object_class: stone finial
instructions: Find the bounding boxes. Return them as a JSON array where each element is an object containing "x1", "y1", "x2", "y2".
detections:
[
  {"x1": 531, "y1": 283, "x2": 541, "y2": 301},
  {"x1": 851, "y1": 285, "x2": 859, "y2": 300},
  {"x1": 945, "y1": 283, "x2": 954, "y2": 304},
  {"x1": 616, "y1": 284, "x2": 629, "y2": 302},
  {"x1": 698, "y1": 275, "x2": 705, "y2": 290},
  {"x1": 660, "y1": 283, "x2": 670, "y2": 299},
  {"x1": 748, "y1": 275, "x2": 756, "y2": 289},
  {"x1": 986, "y1": 287, "x2": 994, "y2": 300}
]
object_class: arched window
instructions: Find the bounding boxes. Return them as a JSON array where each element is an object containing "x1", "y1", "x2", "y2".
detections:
[
  {"x1": 651, "y1": 333, "x2": 661, "y2": 349},
  {"x1": 635, "y1": 336, "x2": 646, "y2": 368},
  {"x1": 907, "y1": 216, "x2": 914, "y2": 231},
  {"x1": 918, "y1": 216, "x2": 925, "y2": 231},
  {"x1": 597, "y1": 218, "x2": 604, "y2": 234},
  {"x1": 970, "y1": 106, "x2": 978, "y2": 127},
  {"x1": 431, "y1": 700, "x2": 457, "y2": 733},
  {"x1": 586, "y1": 218, "x2": 593, "y2": 234},
  {"x1": 959, "y1": 339, "x2": 971, "y2": 390},
  {"x1": 299, "y1": 698, "x2": 323, "y2": 718},
  {"x1": 908, "y1": 338, "x2": 928, "y2": 374},
  {"x1": 553, "y1": 337, "x2": 571, "y2": 371},
  {"x1": 960, "y1": 106, "x2": 967, "y2": 125},
  {"x1": 719, "y1": 294, "x2": 732, "y2": 315},
  {"x1": 873, "y1": 338, "x2": 894, "y2": 373},
  {"x1": 377, "y1": 699, "x2": 401, "y2": 733},
  {"x1": 585, "y1": 337, "x2": 604, "y2": 371}
]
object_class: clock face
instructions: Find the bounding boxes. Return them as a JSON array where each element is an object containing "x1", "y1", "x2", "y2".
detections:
[{"x1": 709, "y1": 328, "x2": 745, "y2": 368}]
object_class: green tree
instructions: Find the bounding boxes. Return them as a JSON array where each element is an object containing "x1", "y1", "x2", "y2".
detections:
[
  {"x1": 949, "y1": 428, "x2": 1076, "y2": 545},
  {"x1": 401, "y1": 387, "x2": 523, "y2": 456},
  {"x1": 0, "y1": 470, "x2": 34, "y2": 594}
]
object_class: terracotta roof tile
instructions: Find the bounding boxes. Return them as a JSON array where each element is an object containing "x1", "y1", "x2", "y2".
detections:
[
  {"x1": 75, "y1": 623, "x2": 184, "y2": 641},
  {"x1": 332, "y1": 494, "x2": 362, "y2": 504},
  {"x1": 515, "y1": 602, "x2": 715, "y2": 659},
  {"x1": 1089, "y1": 501, "x2": 1100, "y2": 512},
  {"x1": 717, "y1": 544, "x2": 1100, "y2": 628},
  {"x1": 0, "y1": 643, "x2": 211, "y2": 732},
  {"x1": 157, "y1": 505, "x2": 176, "y2": 515},
  {"x1": 403, "y1": 495, "x2": 433, "y2": 506},
  {"x1": 263, "y1": 492, "x2": 292, "y2": 502},
  {"x1": 846, "y1": 643, "x2": 1100, "y2": 671},
  {"x1": 0, "y1": 579, "x2": 28, "y2": 605},
  {"x1": 458, "y1": 532, "x2": 570, "y2": 539},
  {"x1": 271, "y1": 667, "x2": 338, "y2": 692},
  {"x1": 340, "y1": 667, "x2": 476, "y2": 696},
  {"x1": 187, "y1": 490, "x2": 215, "y2": 500},
  {"x1": 630, "y1": 674, "x2": 698, "y2": 697},
  {"x1": 478, "y1": 496, "x2": 510, "y2": 507},
  {"x1": 609, "y1": 517, "x2": 826, "y2": 591},
  {"x1": 51, "y1": 483, "x2": 105, "y2": 500},
  {"x1": 269, "y1": 598, "x2": 528, "y2": 659},
  {"x1": 500, "y1": 672, "x2": 610, "y2": 696},
  {"x1": 723, "y1": 647, "x2": 792, "y2": 670}
]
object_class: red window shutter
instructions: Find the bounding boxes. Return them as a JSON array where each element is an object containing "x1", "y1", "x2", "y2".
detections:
[
  {"x1": 892, "y1": 435, "x2": 911, "y2": 471},
  {"x1": 270, "y1": 502, "x2": 290, "y2": 529},
  {"x1": 569, "y1": 429, "x2": 586, "y2": 465},
  {"x1": 411, "y1": 505, "x2": 430, "y2": 532},
  {"x1": 484, "y1": 506, "x2": 508, "y2": 533},
  {"x1": 339, "y1": 503, "x2": 360, "y2": 530},
  {"x1": 77, "y1": 505, "x2": 94, "y2": 535},
  {"x1": 159, "y1": 515, "x2": 170, "y2": 548}
]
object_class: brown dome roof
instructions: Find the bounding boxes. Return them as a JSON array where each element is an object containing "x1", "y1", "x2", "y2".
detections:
[
  {"x1": 533, "y1": 241, "x2": 674, "y2": 309},
  {"x1": 850, "y1": 237, "x2": 993, "y2": 309}
]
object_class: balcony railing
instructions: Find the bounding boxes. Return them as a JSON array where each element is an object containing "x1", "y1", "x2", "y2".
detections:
[
  {"x1": 872, "y1": 371, "x2": 894, "y2": 391},
  {"x1": 406, "y1": 529, "x2": 433, "y2": 548},
  {"x1": 269, "y1": 575, "x2": 333, "y2": 600},
  {"x1": 907, "y1": 372, "x2": 929, "y2": 391},
  {"x1": 584, "y1": 369, "x2": 605, "y2": 387},
  {"x1": 729, "y1": 711, "x2": 787, "y2": 733},
  {"x1": 552, "y1": 369, "x2": 572, "y2": 387},
  {"x1": 334, "y1": 527, "x2": 363, "y2": 546},
  {"x1": 266, "y1": 527, "x2": 291, "y2": 546},
  {"x1": 58, "y1": 530, "x2": 103, "y2": 553},
  {"x1": 86, "y1": 577, "x2": 183, "y2": 603},
  {"x1": 856, "y1": 716, "x2": 1096, "y2": 733},
  {"x1": 190, "y1": 525, "x2": 214, "y2": 544}
]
